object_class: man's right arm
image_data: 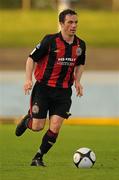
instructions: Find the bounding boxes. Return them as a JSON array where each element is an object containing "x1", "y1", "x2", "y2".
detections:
[
  {"x1": 24, "y1": 57, "x2": 35, "y2": 95},
  {"x1": 23, "y1": 35, "x2": 51, "y2": 94}
]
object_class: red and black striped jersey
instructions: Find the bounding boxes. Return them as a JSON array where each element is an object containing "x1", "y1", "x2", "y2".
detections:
[{"x1": 29, "y1": 32, "x2": 86, "y2": 88}]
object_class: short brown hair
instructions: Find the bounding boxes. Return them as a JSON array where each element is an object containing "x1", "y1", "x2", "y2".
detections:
[{"x1": 59, "y1": 9, "x2": 77, "y2": 23}]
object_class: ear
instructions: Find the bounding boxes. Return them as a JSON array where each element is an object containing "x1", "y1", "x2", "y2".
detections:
[
  {"x1": 59, "y1": 21, "x2": 62, "y2": 25},
  {"x1": 60, "y1": 22, "x2": 64, "y2": 28}
]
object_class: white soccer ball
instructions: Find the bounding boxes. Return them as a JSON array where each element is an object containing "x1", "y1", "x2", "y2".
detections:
[{"x1": 73, "y1": 147, "x2": 96, "y2": 168}]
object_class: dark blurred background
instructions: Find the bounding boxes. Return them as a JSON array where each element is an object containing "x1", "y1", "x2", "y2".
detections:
[{"x1": 0, "y1": 0, "x2": 118, "y2": 10}]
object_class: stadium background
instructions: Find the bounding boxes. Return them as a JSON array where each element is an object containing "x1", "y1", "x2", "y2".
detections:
[{"x1": 0, "y1": 0, "x2": 119, "y2": 124}]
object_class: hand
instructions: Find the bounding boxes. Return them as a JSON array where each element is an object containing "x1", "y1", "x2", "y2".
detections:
[
  {"x1": 74, "y1": 81, "x2": 83, "y2": 97},
  {"x1": 24, "y1": 80, "x2": 33, "y2": 95}
]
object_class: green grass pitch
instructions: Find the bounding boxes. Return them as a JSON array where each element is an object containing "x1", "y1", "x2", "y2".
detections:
[{"x1": 0, "y1": 124, "x2": 119, "y2": 180}]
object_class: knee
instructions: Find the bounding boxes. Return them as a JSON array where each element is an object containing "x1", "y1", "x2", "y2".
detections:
[
  {"x1": 50, "y1": 115, "x2": 64, "y2": 133},
  {"x1": 31, "y1": 118, "x2": 46, "y2": 132},
  {"x1": 50, "y1": 127, "x2": 59, "y2": 134},
  {"x1": 50, "y1": 124, "x2": 60, "y2": 134},
  {"x1": 32, "y1": 126, "x2": 44, "y2": 132},
  {"x1": 50, "y1": 120, "x2": 62, "y2": 133},
  {"x1": 32, "y1": 122, "x2": 45, "y2": 132}
]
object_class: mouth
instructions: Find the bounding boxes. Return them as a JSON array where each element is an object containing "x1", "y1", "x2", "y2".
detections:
[{"x1": 70, "y1": 29, "x2": 76, "y2": 33}]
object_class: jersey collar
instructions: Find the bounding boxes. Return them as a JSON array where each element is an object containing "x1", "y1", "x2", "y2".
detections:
[{"x1": 58, "y1": 32, "x2": 77, "y2": 45}]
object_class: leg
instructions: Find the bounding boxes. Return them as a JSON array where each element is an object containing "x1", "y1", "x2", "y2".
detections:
[
  {"x1": 15, "y1": 115, "x2": 46, "y2": 136},
  {"x1": 15, "y1": 113, "x2": 31, "y2": 136},
  {"x1": 38, "y1": 115, "x2": 64, "y2": 155},
  {"x1": 31, "y1": 88, "x2": 72, "y2": 166},
  {"x1": 32, "y1": 118, "x2": 46, "y2": 131},
  {"x1": 49, "y1": 115, "x2": 64, "y2": 133},
  {"x1": 31, "y1": 115, "x2": 64, "y2": 166},
  {"x1": 15, "y1": 82, "x2": 49, "y2": 136}
]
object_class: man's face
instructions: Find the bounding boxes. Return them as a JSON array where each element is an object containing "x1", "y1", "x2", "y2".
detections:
[{"x1": 60, "y1": 14, "x2": 78, "y2": 36}]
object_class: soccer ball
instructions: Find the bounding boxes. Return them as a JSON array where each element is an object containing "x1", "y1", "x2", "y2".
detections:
[{"x1": 73, "y1": 147, "x2": 96, "y2": 168}]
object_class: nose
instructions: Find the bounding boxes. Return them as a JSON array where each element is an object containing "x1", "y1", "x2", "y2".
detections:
[{"x1": 72, "y1": 22, "x2": 77, "y2": 28}]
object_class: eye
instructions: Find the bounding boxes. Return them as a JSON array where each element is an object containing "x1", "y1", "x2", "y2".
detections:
[
  {"x1": 68, "y1": 21, "x2": 73, "y2": 24},
  {"x1": 68, "y1": 21, "x2": 78, "y2": 25}
]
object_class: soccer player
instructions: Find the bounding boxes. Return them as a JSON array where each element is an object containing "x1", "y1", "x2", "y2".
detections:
[{"x1": 15, "y1": 9, "x2": 86, "y2": 166}]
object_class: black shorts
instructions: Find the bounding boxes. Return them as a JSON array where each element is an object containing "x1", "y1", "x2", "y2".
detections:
[{"x1": 30, "y1": 81, "x2": 72, "y2": 119}]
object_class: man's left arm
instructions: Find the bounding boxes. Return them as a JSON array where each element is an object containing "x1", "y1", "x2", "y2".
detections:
[
  {"x1": 74, "y1": 39, "x2": 86, "y2": 96},
  {"x1": 74, "y1": 65, "x2": 84, "y2": 97}
]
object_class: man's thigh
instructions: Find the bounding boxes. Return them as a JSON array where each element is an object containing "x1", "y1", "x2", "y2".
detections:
[{"x1": 30, "y1": 82, "x2": 49, "y2": 119}]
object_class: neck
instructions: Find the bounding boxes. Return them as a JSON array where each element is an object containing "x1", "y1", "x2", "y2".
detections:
[{"x1": 61, "y1": 31, "x2": 74, "y2": 44}]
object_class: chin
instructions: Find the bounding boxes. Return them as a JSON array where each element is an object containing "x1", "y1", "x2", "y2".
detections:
[{"x1": 69, "y1": 32, "x2": 75, "y2": 36}]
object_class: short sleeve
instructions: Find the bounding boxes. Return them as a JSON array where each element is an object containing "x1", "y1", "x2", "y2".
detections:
[
  {"x1": 75, "y1": 40, "x2": 86, "y2": 66},
  {"x1": 29, "y1": 35, "x2": 51, "y2": 62}
]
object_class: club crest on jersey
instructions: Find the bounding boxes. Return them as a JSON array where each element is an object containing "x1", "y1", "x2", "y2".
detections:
[
  {"x1": 76, "y1": 47, "x2": 82, "y2": 56},
  {"x1": 32, "y1": 104, "x2": 39, "y2": 114}
]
